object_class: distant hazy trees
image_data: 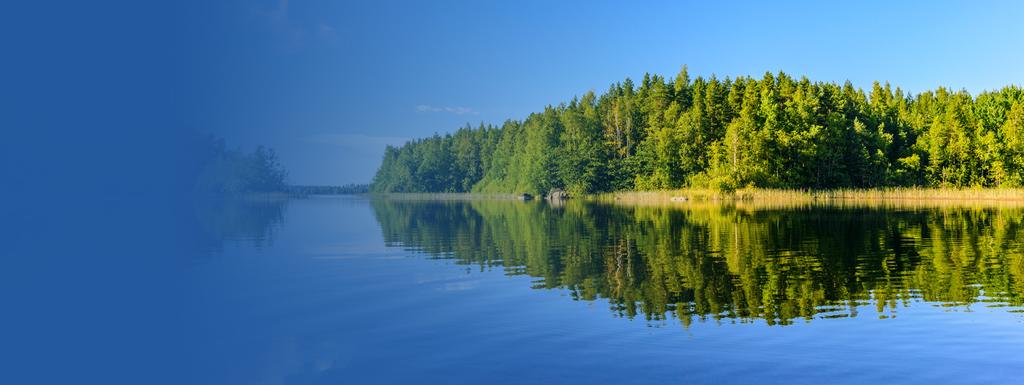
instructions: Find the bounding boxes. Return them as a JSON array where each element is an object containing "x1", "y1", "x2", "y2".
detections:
[
  {"x1": 195, "y1": 136, "x2": 288, "y2": 194},
  {"x1": 372, "y1": 67, "x2": 1024, "y2": 194},
  {"x1": 287, "y1": 184, "x2": 369, "y2": 195}
]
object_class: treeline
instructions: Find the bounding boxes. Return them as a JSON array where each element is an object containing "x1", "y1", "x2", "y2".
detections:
[
  {"x1": 371, "y1": 200, "x2": 1024, "y2": 325},
  {"x1": 195, "y1": 135, "x2": 288, "y2": 194},
  {"x1": 372, "y1": 67, "x2": 1024, "y2": 195}
]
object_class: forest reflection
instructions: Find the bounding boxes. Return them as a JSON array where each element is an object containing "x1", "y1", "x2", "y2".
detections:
[
  {"x1": 371, "y1": 199, "x2": 1024, "y2": 326},
  {"x1": 195, "y1": 197, "x2": 287, "y2": 252}
]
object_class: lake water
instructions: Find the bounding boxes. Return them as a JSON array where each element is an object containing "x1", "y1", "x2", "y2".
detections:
[{"x1": 189, "y1": 196, "x2": 1024, "y2": 385}]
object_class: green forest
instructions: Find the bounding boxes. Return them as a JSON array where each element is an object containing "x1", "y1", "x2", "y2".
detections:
[
  {"x1": 371, "y1": 199, "x2": 1024, "y2": 326},
  {"x1": 372, "y1": 67, "x2": 1024, "y2": 195}
]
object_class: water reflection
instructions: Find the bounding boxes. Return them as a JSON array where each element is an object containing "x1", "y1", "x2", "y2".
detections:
[
  {"x1": 194, "y1": 196, "x2": 288, "y2": 252},
  {"x1": 371, "y1": 199, "x2": 1024, "y2": 326}
]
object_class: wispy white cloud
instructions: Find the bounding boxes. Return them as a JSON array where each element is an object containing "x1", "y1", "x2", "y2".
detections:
[
  {"x1": 415, "y1": 105, "x2": 478, "y2": 115},
  {"x1": 317, "y1": 24, "x2": 335, "y2": 38}
]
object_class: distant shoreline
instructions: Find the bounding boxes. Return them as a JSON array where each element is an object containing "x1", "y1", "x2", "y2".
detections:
[{"x1": 366, "y1": 192, "x2": 526, "y2": 201}]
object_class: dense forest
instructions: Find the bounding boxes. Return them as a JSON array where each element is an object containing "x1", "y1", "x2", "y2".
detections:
[
  {"x1": 371, "y1": 199, "x2": 1024, "y2": 326},
  {"x1": 372, "y1": 67, "x2": 1024, "y2": 195}
]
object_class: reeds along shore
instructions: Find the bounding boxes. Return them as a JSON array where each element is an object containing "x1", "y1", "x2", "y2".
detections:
[
  {"x1": 595, "y1": 188, "x2": 1024, "y2": 206},
  {"x1": 373, "y1": 188, "x2": 1024, "y2": 205}
]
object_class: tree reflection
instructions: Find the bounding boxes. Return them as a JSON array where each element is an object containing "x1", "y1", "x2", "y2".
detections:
[
  {"x1": 194, "y1": 197, "x2": 288, "y2": 253},
  {"x1": 372, "y1": 199, "x2": 1024, "y2": 326}
]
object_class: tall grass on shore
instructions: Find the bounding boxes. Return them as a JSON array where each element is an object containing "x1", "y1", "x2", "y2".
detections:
[
  {"x1": 370, "y1": 188, "x2": 1024, "y2": 209},
  {"x1": 597, "y1": 188, "x2": 1024, "y2": 204}
]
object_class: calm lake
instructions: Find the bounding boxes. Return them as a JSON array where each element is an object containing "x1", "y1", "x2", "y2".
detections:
[{"x1": 189, "y1": 196, "x2": 1024, "y2": 385}]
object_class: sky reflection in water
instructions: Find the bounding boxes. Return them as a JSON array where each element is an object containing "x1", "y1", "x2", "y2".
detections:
[{"x1": 190, "y1": 197, "x2": 1024, "y2": 384}]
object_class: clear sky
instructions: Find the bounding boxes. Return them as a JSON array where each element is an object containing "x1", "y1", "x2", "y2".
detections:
[{"x1": 192, "y1": 0, "x2": 1024, "y2": 185}]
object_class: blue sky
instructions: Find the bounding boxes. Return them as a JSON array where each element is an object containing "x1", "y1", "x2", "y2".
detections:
[{"x1": 194, "y1": 0, "x2": 1024, "y2": 185}]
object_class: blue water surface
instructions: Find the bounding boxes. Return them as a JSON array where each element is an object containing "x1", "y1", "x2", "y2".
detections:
[{"x1": 184, "y1": 196, "x2": 1024, "y2": 385}]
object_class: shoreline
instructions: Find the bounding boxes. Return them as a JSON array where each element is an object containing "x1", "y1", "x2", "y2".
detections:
[
  {"x1": 366, "y1": 188, "x2": 1024, "y2": 207},
  {"x1": 596, "y1": 188, "x2": 1024, "y2": 204}
]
